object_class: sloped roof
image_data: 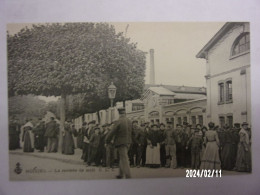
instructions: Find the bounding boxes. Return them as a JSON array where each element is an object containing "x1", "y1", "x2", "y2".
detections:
[
  {"x1": 145, "y1": 84, "x2": 206, "y2": 95},
  {"x1": 174, "y1": 93, "x2": 206, "y2": 100},
  {"x1": 196, "y1": 22, "x2": 247, "y2": 59},
  {"x1": 149, "y1": 86, "x2": 176, "y2": 96}
]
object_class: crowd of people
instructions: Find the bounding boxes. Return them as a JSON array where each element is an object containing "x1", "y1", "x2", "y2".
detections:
[{"x1": 9, "y1": 116, "x2": 252, "y2": 173}]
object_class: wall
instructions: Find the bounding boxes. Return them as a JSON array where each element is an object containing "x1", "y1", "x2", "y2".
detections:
[{"x1": 206, "y1": 23, "x2": 251, "y2": 125}]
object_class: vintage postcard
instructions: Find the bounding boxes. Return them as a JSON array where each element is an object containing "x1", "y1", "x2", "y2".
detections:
[{"x1": 7, "y1": 22, "x2": 251, "y2": 181}]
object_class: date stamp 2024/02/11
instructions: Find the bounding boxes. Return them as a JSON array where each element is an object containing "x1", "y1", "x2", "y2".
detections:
[{"x1": 186, "y1": 169, "x2": 222, "y2": 178}]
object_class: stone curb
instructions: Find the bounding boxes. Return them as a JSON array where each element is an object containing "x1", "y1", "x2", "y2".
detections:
[{"x1": 10, "y1": 151, "x2": 84, "y2": 165}]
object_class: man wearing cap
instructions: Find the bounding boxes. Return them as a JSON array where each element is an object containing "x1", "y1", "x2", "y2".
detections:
[
  {"x1": 184, "y1": 123, "x2": 192, "y2": 168},
  {"x1": 128, "y1": 120, "x2": 137, "y2": 167},
  {"x1": 129, "y1": 120, "x2": 140, "y2": 167},
  {"x1": 97, "y1": 124, "x2": 108, "y2": 166},
  {"x1": 88, "y1": 127, "x2": 101, "y2": 166},
  {"x1": 133, "y1": 120, "x2": 145, "y2": 168},
  {"x1": 77, "y1": 122, "x2": 86, "y2": 150},
  {"x1": 164, "y1": 121, "x2": 177, "y2": 168},
  {"x1": 158, "y1": 123, "x2": 166, "y2": 167},
  {"x1": 141, "y1": 122, "x2": 150, "y2": 166},
  {"x1": 175, "y1": 124, "x2": 183, "y2": 167},
  {"x1": 106, "y1": 107, "x2": 132, "y2": 179},
  {"x1": 186, "y1": 127, "x2": 203, "y2": 169}
]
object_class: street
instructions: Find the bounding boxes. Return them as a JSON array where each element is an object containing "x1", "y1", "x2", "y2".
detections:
[{"x1": 9, "y1": 152, "x2": 247, "y2": 181}]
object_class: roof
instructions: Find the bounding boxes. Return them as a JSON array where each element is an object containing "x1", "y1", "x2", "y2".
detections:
[
  {"x1": 174, "y1": 93, "x2": 206, "y2": 100},
  {"x1": 149, "y1": 86, "x2": 176, "y2": 96},
  {"x1": 196, "y1": 22, "x2": 246, "y2": 59},
  {"x1": 144, "y1": 84, "x2": 206, "y2": 95}
]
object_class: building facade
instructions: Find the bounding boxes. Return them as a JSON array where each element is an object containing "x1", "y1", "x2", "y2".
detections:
[
  {"x1": 126, "y1": 85, "x2": 207, "y2": 128},
  {"x1": 196, "y1": 22, "x2": 251, "y2": 127}
]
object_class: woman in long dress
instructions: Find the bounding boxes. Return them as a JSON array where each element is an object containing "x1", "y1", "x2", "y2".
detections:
[
  {"x1": 200, "y1": 122, "x2": 221, "y2": 170},
  {"x1": 62, "y1": 122, "x2": 75, "y2": 155},
  {"x1": 23, "y1": 120, "x2": 35, "y2": 153},
  {"x1": 234, "y1": 122, "x2": 251, "y2": 172},
  {"x1": 145, "y1": 124, "x2": 161, "y2": 168}
]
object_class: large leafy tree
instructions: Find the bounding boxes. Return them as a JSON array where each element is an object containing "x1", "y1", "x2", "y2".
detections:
[
  {"x1": 8, "y1": 22, "x2": 146, "y2": 152},
  {"x1": 8, "y1": 95, "x2": 47, "y2": 124}
]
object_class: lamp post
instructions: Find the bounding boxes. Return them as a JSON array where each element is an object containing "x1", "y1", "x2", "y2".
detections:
[{"x1": 108, "y1": 82, "x2": 117, "y2": 107}]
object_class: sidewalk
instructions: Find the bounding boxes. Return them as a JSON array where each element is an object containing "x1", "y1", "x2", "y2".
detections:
[{"x1": 9, "y1": 148, "x2": 85, "y2": 165}]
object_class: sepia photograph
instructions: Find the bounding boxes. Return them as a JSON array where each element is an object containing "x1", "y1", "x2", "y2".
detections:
[{"x1": 7, "y1": 22, "x2": 252, "y2": 181}]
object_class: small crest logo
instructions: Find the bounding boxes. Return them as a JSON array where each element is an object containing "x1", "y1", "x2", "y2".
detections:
[{"x1": 14, "y1": 162, "x2": 22, "y2": 174}]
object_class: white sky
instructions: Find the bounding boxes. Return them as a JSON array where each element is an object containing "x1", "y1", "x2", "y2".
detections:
[{"x1": 7, "y1": 22, "x2": 224, "y2": 88}]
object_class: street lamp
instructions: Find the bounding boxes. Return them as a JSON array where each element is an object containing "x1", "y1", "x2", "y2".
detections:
[{"x1": 108, "y1": 82, "x2": 117, "y2": 107}]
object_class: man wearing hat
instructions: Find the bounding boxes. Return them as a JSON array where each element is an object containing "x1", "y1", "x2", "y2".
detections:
[
  {"x1": 44, "y1": 117, "x2": 59, "y2": 153},
  {"x1": 106, "y1": 107, "x2": 132, "y2": 179},
  {"x1": 231, "y1": 123, "x2": 240, "y2": 166},
  {"x1": 84, "y1": 120, "x2": 96, "y2": 163},
  {"x1": 80, "y1": 122, "x2": 89, "y2": 161},
  {"x1": 242, "y1": 122, "x2": 251, "y2": 140},
  {"x1": 234, "y1": 122, "x2": 251, "y2": 172}
]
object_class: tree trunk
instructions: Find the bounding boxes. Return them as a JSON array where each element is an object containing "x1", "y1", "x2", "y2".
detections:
[{"x1": 58, "y1": 93, "x2": 66, "y2": 153}]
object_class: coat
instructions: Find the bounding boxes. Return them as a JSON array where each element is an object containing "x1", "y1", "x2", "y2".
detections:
[
  {"x1": 105, "y1": 116, "x2": 132, "y2": 147},
  {"x1": 44, "y1": 120, "x2": 59, "y2": 138}
]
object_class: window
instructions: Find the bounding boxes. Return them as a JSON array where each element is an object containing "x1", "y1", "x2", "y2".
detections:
[
  {"x1": 198, "y1": 115, "x2": 203, "y2": 126},
  {"x1": 178, "y1": 117, "x2": 182, "y2": 125},
  {"x1": 132, "y1": 103, "x2": 144, "y2": 111},
  {"x1": 218, "y1": 79, "x2": 232, "y2": 104},
  {"x1": 232, "y1": 33, "x2": 250, "y2": 56},
  {"x1": 167, "y1": 99, "x2": 175, "y2": 104},
  {"x1": 219, "y1": 83, "x2": 224, "y2": 103},
  {"x1": 227, "y1": 115, "x2": 233, "y2": 128},
  {"x1": 171, "y1": 118, "x2": 174, "y2": 127},
  {"x1": 191, "y1": 116, "x2": 196, "y2": 126},
  {"x1": 226, "y1": 80, "x2": 232, "y2": 102},
  {"x1": 219, "y1": 116, "x2": 225, "y2": 128},
  {"x1": 183, "y1": 117, "x2": 187, "y2": 123}
]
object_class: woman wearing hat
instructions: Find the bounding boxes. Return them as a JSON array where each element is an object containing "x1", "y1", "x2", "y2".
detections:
[
  {"x1": 62, "y1": 121, "x2": 75, "y2": 155},
  {"x1": 200, "y1": 122, "x2": 221, "y2": 170},
  {"x1": 234, "y1": 122, "x2": 251, "y2": 172}
]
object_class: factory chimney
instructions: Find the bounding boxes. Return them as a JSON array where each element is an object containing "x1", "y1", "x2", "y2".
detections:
[{"x1": 149, "y1": 49, "x2": 155, "y2": 85}]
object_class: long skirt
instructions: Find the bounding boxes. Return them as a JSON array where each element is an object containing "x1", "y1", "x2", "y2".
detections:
[
  {"x1": 62, "y1": 132, "x2": 75, "y2": 155},
  {"x1": 235, "y1": 143, "x2": 251, "y2": 172},
  {"x1": 145, "y1": 144, "x2": 160, "y2": 165},
  {"x1": 200, "y1": 141, "x2": 221, "y2": 170},
  {"x1": 221, "y1": 143, "x2": 235, "y2": 170},
  {"x1": 23, "y1": 131, "x2": 34, "y2": 152}
]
